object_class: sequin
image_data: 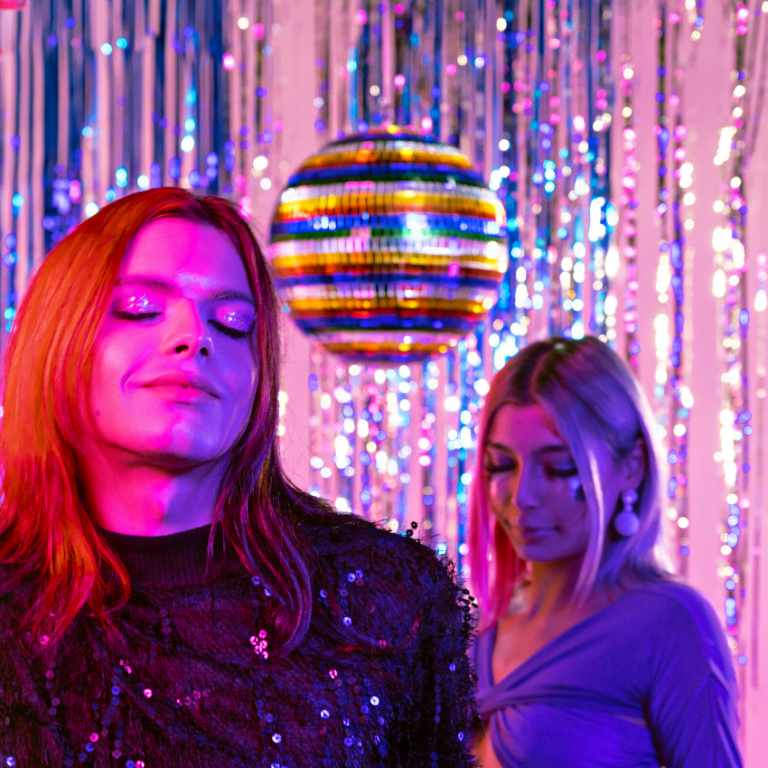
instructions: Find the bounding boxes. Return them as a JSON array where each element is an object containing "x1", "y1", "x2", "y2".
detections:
[
  {"x1": 6, "y1": 519, "x2": 476, "y2": 765},
  {"x1": 5, "y1": 758, "x2": 16, "y2": 767},
  {"x1": 449, "y1": 663, "x2": 456, "y2": 672},
  {"x1": 39, "y1": 635, "x2": 49, "y2": 646}
]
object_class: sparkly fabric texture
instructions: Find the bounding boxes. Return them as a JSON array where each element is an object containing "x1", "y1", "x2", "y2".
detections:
[{"x1": 0, "y1": 520, "x2": 477, "y2": 767}]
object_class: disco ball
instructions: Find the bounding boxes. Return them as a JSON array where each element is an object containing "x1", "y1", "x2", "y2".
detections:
[{"x1": 268, "y1": 128, "x2": 507, "y2": 361}]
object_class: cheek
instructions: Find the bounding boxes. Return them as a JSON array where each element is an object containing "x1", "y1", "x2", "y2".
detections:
[
  {"x1": 89, "y1": 337, "x2": 127, "y2": 411},
  {"x1": 222, "y1": 349, "x2": 259, "y2": 415}
]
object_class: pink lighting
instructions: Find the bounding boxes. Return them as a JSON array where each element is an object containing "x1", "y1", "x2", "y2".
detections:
[
  {"x1": 222, "y1": 52, "x2": 236, "y2": 71},
  {"x1": 393, "y1": 73, "x2": 405, "y2": 88}
]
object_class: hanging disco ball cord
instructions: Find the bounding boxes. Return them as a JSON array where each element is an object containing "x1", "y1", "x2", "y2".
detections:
[{"x1": 269, "y1": 128, "x2": 507, "y2": 361}]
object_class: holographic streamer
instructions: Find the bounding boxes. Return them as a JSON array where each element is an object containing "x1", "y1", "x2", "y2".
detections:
[
  {"x1": 420, "y1": 359, "x2": 438, "y2": 533},
  {"x1": 689, "y1": 0, "x2": 704, "y2": 40},
  {"x1": 753, "y1": 250, "x2": 766, "y2": 690},
  {"x1": 444, "y1": 348, "x2": 461, "y2": 558},
  {"x1": 454, "y1": 327, "x2": 486, "y2": 577},
  {"x1": 711, "y1": 2, "x2": 768, "y2": 693},
  {"x1": 651, "y1": 2, "x2": 696, "y2": 575},
  {"x1": 618, "y1": 0, "x2": 639, "y2": 367}
]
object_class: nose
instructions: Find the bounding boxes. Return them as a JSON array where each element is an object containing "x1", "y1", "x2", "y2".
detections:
[
  {"x1": 512, "y1": 463, "x2": 540, "y2": 512},
  {"x1": 160, "y1": 300, "x2": 214, "y2": 359}
]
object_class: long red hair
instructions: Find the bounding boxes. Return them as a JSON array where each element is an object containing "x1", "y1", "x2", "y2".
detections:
[{"x1": 0, "y1": 188, "x2": 355, "y2": 653}]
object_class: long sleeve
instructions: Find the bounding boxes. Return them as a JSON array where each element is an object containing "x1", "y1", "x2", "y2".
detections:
[
  {"x1": 393, "y1": 553, "x2": 478, "y2": 767},
  {"x1": 646, "y1": 585, "x2": 742, "y2": 768}
]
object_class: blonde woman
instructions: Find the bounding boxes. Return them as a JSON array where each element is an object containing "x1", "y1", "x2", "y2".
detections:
[{"x1": 469, "y1": 337, "x2": 742, "y2": 768}]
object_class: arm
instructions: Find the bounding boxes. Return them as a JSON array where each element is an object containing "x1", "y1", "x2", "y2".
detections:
[
  {"x1": 395, "y1": 551, "x2": 479, "y2": 767},
  {"x1": 646, "y1": 589, "x2": 742, "y2": 768}
]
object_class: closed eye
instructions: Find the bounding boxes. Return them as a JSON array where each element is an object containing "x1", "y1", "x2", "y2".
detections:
[
  {"x1": 209, "y1": 319, "x2": 253, "y2": 339},
  {"x1": 544, "y1": 465, "x2": 579, "y2": 479},
  {"x1": 484, "y1": 462, "x2": 517, "y2": 476},
  {"x1": 111, "y1": 310, "x2": 162, "y2": 321}
]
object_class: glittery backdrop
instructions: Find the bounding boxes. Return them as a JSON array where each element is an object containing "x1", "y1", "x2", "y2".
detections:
[{"x1": 1, "y1": 1, "x2": 768, "y2": 758}]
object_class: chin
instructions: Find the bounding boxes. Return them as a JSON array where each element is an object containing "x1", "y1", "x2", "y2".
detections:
[
  {"x1": 119, "y1": 426, "x2": 230, "y2": 467},
  {"x1": 134, "y1": 442, "x2": 227, "y2": 468}
]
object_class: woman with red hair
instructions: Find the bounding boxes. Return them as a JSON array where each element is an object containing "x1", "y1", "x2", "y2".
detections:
[
  {"x1": 0, "y1": 188, "x2": 476, "y2": 767},
  {"x1": 469, "y1": 337, "x2": 741, "y2": 768}
]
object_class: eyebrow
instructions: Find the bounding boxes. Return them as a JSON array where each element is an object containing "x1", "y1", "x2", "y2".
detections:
[
  {"x1": 485, "y1": 441, "x2": 571, "y2": 457},
  {"x1": 115, "y1": 276, "x2": 256, "y2": 306}
]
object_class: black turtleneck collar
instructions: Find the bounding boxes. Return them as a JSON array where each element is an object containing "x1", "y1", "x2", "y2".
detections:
[{"x1": 98, "y1": 524, "x2": 226, "y2": 587}]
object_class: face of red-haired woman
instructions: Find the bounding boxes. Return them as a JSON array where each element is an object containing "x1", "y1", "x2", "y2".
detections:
[{"x1": 86, "y1": 218, "x2": 258, "y2": 469}]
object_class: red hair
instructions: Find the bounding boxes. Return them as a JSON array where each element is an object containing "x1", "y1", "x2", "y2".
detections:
[{"x1": 0, "y1": 188, "x2": 355, "y2": 653}]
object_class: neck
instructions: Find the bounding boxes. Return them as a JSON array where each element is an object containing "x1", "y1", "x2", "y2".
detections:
[
  {"x1": 526, "y1": 557, "x2": 593, "y2": 617},
  {"x1": 80, "y1": 445, "x2": 228, "y2": 536}
]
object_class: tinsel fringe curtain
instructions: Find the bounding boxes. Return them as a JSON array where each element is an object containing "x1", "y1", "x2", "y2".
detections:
[{"x1": 1, "y1": 0, "x2": 767, "y2": 752}]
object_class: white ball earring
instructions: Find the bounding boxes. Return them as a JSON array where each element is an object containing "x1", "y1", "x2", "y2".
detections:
[{"x1": 614, "y1": 488, "x2": 640, "y2": 537}]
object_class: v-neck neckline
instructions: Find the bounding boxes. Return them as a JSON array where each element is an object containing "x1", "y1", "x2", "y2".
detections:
[{"x1": 486, "y1": 587, "x2": 634, "y2": 688}]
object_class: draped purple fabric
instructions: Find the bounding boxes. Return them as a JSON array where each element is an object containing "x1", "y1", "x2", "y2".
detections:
[{"x1": 474, "y1": 581, "x2": 742, "y2": 768}]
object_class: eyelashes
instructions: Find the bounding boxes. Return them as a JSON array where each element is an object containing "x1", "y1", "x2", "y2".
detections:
[
  {"x1": 484, "y1": 463, "x2": 518, "y2": 476},
  {"x1": 111, "y1": 310, "x2": 161, "y2": 321},
  {"x1": 484, "y1": 463, "x2": 579, "y2": 479},
  {"x1": 547, "y1": 466, "x2": 579, "y2": 479},
  {"x1": 209, "y1": 320, "x2": 253, "y2": 339}
]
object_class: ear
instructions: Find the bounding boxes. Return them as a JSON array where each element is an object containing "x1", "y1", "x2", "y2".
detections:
[{"x1": 618, "y1": 436, "x2": 647, "y2": 494}]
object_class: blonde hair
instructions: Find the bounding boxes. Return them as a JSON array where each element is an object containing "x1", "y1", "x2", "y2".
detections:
[{"x1": 468, "y1": 337, "x2": 672, "y2": 631}]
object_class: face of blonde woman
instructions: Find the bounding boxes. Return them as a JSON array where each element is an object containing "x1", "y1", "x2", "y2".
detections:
[
  {"x1": 483, "y1": 403, "x2": 593, "y2": 565},
  {"x1": 86, "y1": 218, "x2": 259, "y2": 468}
]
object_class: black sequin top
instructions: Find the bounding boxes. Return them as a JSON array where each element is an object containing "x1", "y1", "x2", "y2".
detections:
[{"x1": 0, "y1": 519, "x2": 477, "y2": 768}]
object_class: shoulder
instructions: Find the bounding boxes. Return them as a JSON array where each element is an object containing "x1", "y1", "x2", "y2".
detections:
[
  {"x1": 309, "y1": 515, "x2": 459, "y2": 589},
  {"x1": 306, "y1": 515, "x2": 468, "y2": 631},
  {"x1": 619, "y1": 579, "x2": 732, "y2": 668}
]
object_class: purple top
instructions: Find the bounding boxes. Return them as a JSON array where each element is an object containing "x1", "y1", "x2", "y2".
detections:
[{"x1": 475, "y1": 580, "x2": 742, "y2": 768}]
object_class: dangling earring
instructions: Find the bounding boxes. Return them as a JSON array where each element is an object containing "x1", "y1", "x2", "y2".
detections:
[{"x1": 614, "y1": 489, "x2": 640, "y2": 537}]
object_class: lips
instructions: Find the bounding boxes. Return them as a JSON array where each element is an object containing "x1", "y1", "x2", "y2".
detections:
[
  {"x1": 140, "y1": 371, "x2": 219, "y2": 399},
  {"x1": 514, "y1": 526, "x2": 556, "y2": 543}
]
